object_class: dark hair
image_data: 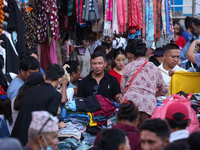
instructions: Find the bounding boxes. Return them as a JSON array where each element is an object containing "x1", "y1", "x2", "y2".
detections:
[
  {"x1": 94, "y1": 46, "x2": 107, "y2": 54},
  {"x1": 102, "y1": 42, "x2": 112, "y2": 49},
  {"x1": 185, "y1": 16, "x2": 193, "y2": 29},
  {"x1": 164, "y1": 142, "x2": 189, "y2": 150},
  {"x1": 164, "y1": 43, "x2": 180, "y2": 53},
  {"x1": 0, "y1": 94, "x2": 12, "y2": 125},
  {"x1": 117, "y1": 100, "x2": 139, "y2": 122},
  {"x1": 192, "y1": 18, "x2": 200, "y2": 27},
  {"x1": 188, "y1": 131, "x2": 200, "y2": 150},
  {"x1": 130, "y1": 39, "x2": 146, "y2": 57},
  {"x1": 106, "y1": 54, "x2": 113, "y2": 65},
  {"x1": 45, "y1": 64, "x2": 64, "y2": 81},
  {"x1": 125, "y1": 44, "x2": 131, "y2": 54},
  {"x1": 88, "y1": 146, "x2": 101, "y2": 150},
  {"x1": 63, "y1": 60, "x2": 79, "y2": 76},
  {"x1": 20, "y1": 56, "x2": 40, "y2": 72},
  {"x1": 113, "y1": 47, "x2": 126, "y2": 59},
  {"x1": 14, "y1": 72, "x2": 44, "y2": 110},
  {"x1": 0, "y1": 55, "x2": 8, "y2": 91},
  {"x1": 26, "y1": 49, "x2": 38, "y2": 57},
  {"x1": 91, "y1": 51, "x2": 106, "y2": 62},
  {"x1": 166, "y1": 113, "x2": 189, "y2": 129},
  {"x1": 173, "y1": 21, "x2": 180, "y2": 26},
  {"x1": 99, "y1": 128, "x2": 126, "y2": 150},
  {"x1": 141, "y1": 119, "x2": 170, "y2": 140}
]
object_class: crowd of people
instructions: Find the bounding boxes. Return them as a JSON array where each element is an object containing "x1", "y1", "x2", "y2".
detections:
[{"x1": 1, "y1": 16, "x2": 200, "y2": 150}]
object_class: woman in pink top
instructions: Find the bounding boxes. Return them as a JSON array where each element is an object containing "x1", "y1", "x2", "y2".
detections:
[
  {"x1": 121, "y1": 39, "x2": 168, "y2": 129},
  {"x1": 109, "y1": 48, "x2": 126, "y2": 86}
]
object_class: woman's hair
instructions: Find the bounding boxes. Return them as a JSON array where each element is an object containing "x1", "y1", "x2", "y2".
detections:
[
  {"x1": 94, "y1": 46, "x2": 107, "y2": 54},
  {"x1": 130, "y1": 39, "x2": 147, "y2": 57},
  {"x1": 14, "y1": 72, "x2": 44, "y2": 110},
  {"x1": 117, "y1": 100, "x2": 139, "y2": 122},
  {"x1": 0, "y1": 95, "x2": 12, "y2": 125},
  {"x1": 173, "y1": 21, "x2": 180, "y2": 26},
  {"x1": 188, "y1": 131, "x2": 200, "y2": 150},
  {"x1": 113, "y1": 47, "x2": 126, "y2": 60},
  {"x1": 0, "y1": 55, "x2": 8, "y2": 91}
]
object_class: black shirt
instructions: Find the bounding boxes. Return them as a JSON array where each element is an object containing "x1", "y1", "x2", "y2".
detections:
[
  {"x1": 149, "y1": 56, "x2": 161, "y2": 67},
  {"x1": 77, "y1": 71, "x2": 121, "y2": 100},
  {"x1": 11, "y1": 82, "x2": 62, "y2": 146}
]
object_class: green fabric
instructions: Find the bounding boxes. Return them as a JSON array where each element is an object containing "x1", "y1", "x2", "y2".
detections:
[
  {"x1": 65, "y1": 108, "x2": 88, "y2": 115},
  {"x1": 47, "y1": 25, "x2": 52, "y2": 46}
]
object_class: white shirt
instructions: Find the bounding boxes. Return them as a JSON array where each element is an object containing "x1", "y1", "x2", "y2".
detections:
[
  {"x1": 169, "y1": 129, "x2": 189, "y2": 143},
  {"x1": 157, "y1": 63, "x2": 186, "y2": 101}
]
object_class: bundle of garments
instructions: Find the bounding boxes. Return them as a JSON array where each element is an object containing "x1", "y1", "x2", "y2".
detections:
[{"x1": 0, "y1": 0, "x2": 26, "y2": 74}]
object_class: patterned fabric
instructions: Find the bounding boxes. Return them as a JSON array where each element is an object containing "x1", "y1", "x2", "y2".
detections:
[
  {"x1": 121, "y1": 57, "x2": 168, "y2": 115},
  {"x1": 29, "y1": 111, "x2": 58, "y2": 132},
  {"x1": 117, "y1": 0, "x2": 127, "y2": 34},
  {"x1": 76, "y1": 0, "x2": 86, "y2": 26},
  {"x1": 24, "y1": 6, "x2": 38, "y2": 51},
  {"x1": 37, "y1": 0, "x2": 60, "y2": 43},
  {"x1": 168, "y1": 0, "x2": 174, "y2": 34},
  {"x1": 145, "y1": 0, "x2": 154, "y2": 47},
  {"x1": 112, "y1": 0, "x2": 119, "y2": 34},
  {"x1": 153, "y1": 0, "x2": 161, "y2": 41},
  {"x1": 68, "y1": 0, "x2": 74, "y2": 16},
  {"x1": 165, "y1": 0, "x2": 170, "y2": 34},
  {"x1": 128, "y1": 0, "x2": 142, "y2": 34}
]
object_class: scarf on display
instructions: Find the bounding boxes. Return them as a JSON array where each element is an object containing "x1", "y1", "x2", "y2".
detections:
[
  {"x1": 76, "y1": 0, "x2": 86, "y2": 26},
  {"x1": 112, "y1": 0, "x2": 119, "y2": 34},
  {"x1": 103, "y1": 0, "x2": 112, "y2": 37},
  {"x1": 165, "y1": 0, "x2": 170, "y2": 34},
  {"x1": 161, "y1": 0, "x2": 166, "y2": 35},
  {"x1": 128, "y1": 0, "x2": 142, "y2": 34},
  {"x1": 145, "y1": 0, "x2": 154, "y2": 47},
  {"x1": 168, "y1": 0, "x2": 174, "y2": 34},
  {"x1": 37, "y1": 0, "x2": 60, "y2": 43},
  {"x1": 107, "y1": 0, "x2": 112, "y2": 21},
  {"x1": 153, "y1": 0, "x2": 161, "y2": 41}
]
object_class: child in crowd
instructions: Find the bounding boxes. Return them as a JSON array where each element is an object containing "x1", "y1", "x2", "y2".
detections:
[
  {"x1": 105, "y1": 54, "x2": 113, "y2": 73},
  {"x1": 0, "y1": 94, "x2": 12, "y2": 138}
]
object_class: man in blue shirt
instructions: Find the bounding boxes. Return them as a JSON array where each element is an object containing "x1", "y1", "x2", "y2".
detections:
[
  {"x1": 6, "y1": 56, "x2": 40, "y2": 101},
  {"x1": 180, "y1": 18, "x2": 200, "y2": 61},
  {"x1": 181, "y1": 17, "x2": 193, "y2": 42}
]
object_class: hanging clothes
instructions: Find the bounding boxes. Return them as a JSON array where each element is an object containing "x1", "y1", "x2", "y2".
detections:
[
  {"x1": 24, "y1": 6, "x2": 39, "y2": 51},
  {"x1": 37, "y1": 0, "x2": 60, "y2": 43},
  {"x1": 76, "y1": 0, "x2": 86, "y2": 27},
  {"x1": 107, "y1": 0, "x2": 112, "y2": 21},
  {"x1": 145, "y1": 0, "x2": 154, "y2": 47},
  {"x1": 82, "y1": 0, "x2": 100, "y2": 22},
  {"x1": 92, "y1": 0, "x2": 104, "y2": 32},
  {"x1": 103, "y1": 0, "x2": 112, "y2": 37},
  {"x1": 161, "y1": 0, "x2": 166, "y2": 35},
  {"x1": 49, "y1": 38, "x2": 57, "y2": 64},
  {"x1": 7, "y1": 0, "x2": 26, "y2": 59},
  {"x1": 128, "y1": 0, "x2": 142, "y2": 34},
  {"x1": 112, "y1": 0, "x2": 119, "y2": 34},
  {"x1": 154, "y1": 0, "x2": 161, "y2": 40},
  {"x1": 0, "y1": 34, "x2": 20, "y2": 74}
]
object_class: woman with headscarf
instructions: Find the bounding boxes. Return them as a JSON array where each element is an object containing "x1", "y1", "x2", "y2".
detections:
[{"x1": 11, "y1": 72, "x2": 44, "y2": 126}]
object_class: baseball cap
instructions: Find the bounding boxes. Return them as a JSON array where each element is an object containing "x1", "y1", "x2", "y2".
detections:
[
  {"x1": 166, "y1": 102, "x2": 189, "y2": 120},
  {"x1": 152, "y1": 47, "x2": 164, "y2": 56}
]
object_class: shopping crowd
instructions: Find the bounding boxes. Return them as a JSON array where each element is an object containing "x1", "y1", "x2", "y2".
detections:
[{"x1": 1, "y1": 16, "x2": 200, "y2": 150}]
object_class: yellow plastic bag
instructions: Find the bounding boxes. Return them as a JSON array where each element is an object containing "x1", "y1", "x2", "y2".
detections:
[{"x1": 169, "y1": 71, "x2": 200, "y2": 95}]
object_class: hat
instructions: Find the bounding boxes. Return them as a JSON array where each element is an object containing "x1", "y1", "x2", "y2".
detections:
[
  {"x1": 152, "y1": 47, "x2": 164, "y2": 56},
  {"x1": 29, "y1": 111, "x2": 59, "y2": 132},
  {"x1": 166, "y1": 102, "x2": 189, "y2": 120},
  {"x1": 0, "y1": 138, "x2": 23, "y2": 150}
]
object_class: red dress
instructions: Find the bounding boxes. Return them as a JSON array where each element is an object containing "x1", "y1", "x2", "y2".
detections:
[
  {"x1": 109, "y1": 69, "x2": 122, "y2": 86},
  {"x1": 175, "y1": 35, "x2": 187, "y2": 49}
]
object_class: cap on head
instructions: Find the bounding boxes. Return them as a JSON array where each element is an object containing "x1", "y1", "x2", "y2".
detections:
[
  {"x1": 29, "y1": 111, "x2": 58, "y2": 132},
  {"x1": 166, "y1": 102, "x2": 189, "y2": 121}
]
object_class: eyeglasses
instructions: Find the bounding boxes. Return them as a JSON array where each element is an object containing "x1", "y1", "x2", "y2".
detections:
[{"x1": 93, "y1": 85, "x2": 99, "y2": 95}]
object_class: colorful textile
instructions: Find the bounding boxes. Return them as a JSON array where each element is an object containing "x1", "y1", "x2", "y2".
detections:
[
  {"x1": 103, "y1": 0, "x2": 112, "y2": 37},
  {"x1": 37, "y1": 0, "x2": 60, "y2": 43},
  {"x1": 165, "y1": 0, "x2": 170, "y2": 34},
  {"x1": 87, "y1": 112, "x2": 97, "y2": 126},
  {"x1": 128, "y1": 0, "x2": 142, "y2": 34},
  {"x1": 107, "y1": 0, "x2": 112, "y2": 21},
  {"x1": 161, "y1": 0, "x2": 166, "y2": 35},
  {"x1": 168, "y1": 0, "x2": 174, "y2": 34},
  {"x1": 145, "y1": 0, "x2": 154, "y2": 47},
  {"x1": 112, "y1": 0, "x2": 119, "y2": 34},
  {"x1": 76, "y1": 0, "x2": 86, "y2": 26},
  {"x1": 49, "y1": 38, "x2": 57, "y2": 64}
]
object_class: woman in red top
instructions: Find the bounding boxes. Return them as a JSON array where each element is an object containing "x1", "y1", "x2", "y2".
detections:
[
  {"x1": 109, "y1": 48, "x2": 126, "y2": 86},
  {"x1": 173, "y1": 21, "x2": 187, "y2": 49}
]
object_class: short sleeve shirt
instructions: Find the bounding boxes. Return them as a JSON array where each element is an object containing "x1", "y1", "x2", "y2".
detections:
[{"x1": 77, "y1": 71, "x2": 121, "y2": 100}]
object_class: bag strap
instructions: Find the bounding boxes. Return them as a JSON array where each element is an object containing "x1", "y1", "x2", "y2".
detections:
[{"x1": 125, "y1": 61, "x2": 148, "y2": 93}]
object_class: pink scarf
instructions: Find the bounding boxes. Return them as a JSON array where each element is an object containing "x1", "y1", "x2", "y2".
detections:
[{"x1": 107, "y1": 0, "x2": 113, "y2": 21}]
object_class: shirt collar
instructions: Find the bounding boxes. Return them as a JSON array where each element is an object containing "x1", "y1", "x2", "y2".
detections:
[
  {"x1": 169, "y1": 129, "x2": 189, "y2": 143},
  {"x1": 89, "y1": 70, "x2": 108, "y2": 81}
]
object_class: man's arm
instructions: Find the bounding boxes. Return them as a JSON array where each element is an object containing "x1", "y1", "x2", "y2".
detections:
[{"x1": 186, "y1": 40, "x2": 199, "y2": 64}]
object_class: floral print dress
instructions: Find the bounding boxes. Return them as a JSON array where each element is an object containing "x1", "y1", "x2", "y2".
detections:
[{"x1": 121, "y1": 57, "x2": 168, "y2": 115}]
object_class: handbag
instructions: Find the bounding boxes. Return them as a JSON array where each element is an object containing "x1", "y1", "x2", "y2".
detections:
[{"x1": 125, "y1": 60, "x2": 148, "y2": 93}]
